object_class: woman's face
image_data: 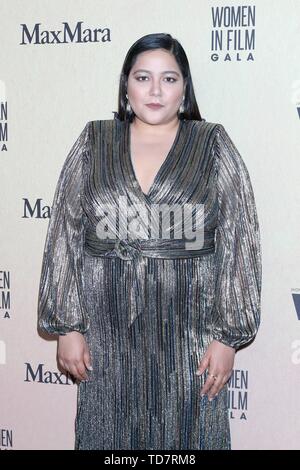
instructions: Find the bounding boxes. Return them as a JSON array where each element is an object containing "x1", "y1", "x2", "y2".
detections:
[{"x1": 127, "y1": 48, "x2": 185, "y2": 125}]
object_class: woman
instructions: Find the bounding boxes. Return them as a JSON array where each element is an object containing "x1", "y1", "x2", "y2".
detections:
[{"x1": 37, "y1": 33, "x2": 262, "y2": 450}]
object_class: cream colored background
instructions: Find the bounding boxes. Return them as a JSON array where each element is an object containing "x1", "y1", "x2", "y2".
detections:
[{"x1": 0, "y1": 0, "x2": 300, "y2": 450}]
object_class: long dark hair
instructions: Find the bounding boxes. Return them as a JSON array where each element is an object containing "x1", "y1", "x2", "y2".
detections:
[{"x1": 113, "y1": 32, "x2": 204, "y2": 122}]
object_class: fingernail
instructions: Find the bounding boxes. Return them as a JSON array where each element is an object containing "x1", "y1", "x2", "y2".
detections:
[
  {"x1": 87, "y1": 366, "x2": 93, "y2": 371},
  {"x1": 196, "y1": 371, "x2": 201, "y2": 376}
]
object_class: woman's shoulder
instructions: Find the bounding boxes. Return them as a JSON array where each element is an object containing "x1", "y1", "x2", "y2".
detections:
[
  {"x1": 189, "y1": 118, "x2": 222, "y2": 129},
  {"x1": 86, "y1": 118, "x2": 116, "y2": 129},
  {"x1": 187, "y1": 119, "x2": 224, "y2": 140},
  {"x1": 86, "y1": 118, "x2": 223, "y2": 129},
  {"x1": 84, "y1": 118, "x2": 225, "y2": 140},
  {"x1": 83, "y1": 119, "x2": 119, "y2": 144}
]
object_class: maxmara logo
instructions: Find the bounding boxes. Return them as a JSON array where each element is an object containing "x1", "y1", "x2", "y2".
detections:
[
  {"x1": 20, "y1": 22, "x2": 111, "y2": 45},
  {"x1": 25, "y1": 363, "x2": 77, "y2": 385},
  {"x1": 22, "y1": 198, "x2": 50, "y2": 218}
]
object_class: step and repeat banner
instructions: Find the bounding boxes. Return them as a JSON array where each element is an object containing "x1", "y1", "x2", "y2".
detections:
[{"x1": 0, "y1": 0, "x2": 299, "y2": 450}]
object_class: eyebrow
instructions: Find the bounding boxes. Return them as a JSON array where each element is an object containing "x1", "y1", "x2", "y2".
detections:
[{"x1": 132, "y1": 69, "x2": 180, "y2": 77}]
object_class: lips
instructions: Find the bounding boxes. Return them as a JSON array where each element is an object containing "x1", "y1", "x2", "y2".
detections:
[{"x1": 146, "y1": 103, "x2": 163, "y2": 109}]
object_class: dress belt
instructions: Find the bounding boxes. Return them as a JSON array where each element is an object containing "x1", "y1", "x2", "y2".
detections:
[{"x1": 84, "y1": 228, "x2": 216, "y2": 327}]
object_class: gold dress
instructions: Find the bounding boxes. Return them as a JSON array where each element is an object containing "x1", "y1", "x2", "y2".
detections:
[{"x1": 37, "y1": 118, "x2": 262, "y2": 450}]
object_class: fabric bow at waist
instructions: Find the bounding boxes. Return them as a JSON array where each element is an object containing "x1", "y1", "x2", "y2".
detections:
[{"x1": 84, "y1": 228, "x2": 215, "y2": 327}]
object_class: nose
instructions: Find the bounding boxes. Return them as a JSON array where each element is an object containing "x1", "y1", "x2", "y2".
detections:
[{"x1": 149, "y1": 78, "x2": 162, "y2": 96}]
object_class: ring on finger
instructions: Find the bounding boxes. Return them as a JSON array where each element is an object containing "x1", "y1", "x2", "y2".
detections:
[{"x1": 207, "y1": 372, "x2": 218, "y2": 381}]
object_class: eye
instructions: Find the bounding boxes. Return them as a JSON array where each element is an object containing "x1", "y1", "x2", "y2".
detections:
[
  {"x1": 136, "y1": 76, "x2": 148, "y2": 81},
  {"x1": 135, "y1": 76, "x2": 177, "y2": 83}
]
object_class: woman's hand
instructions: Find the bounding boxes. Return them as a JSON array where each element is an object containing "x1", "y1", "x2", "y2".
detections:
[
  {"x1": 57, "y1": 331, "x2": 92, "y2": 382},
  {"x1": 196, "y1": 339, "x2": 235, "y2": 400}
]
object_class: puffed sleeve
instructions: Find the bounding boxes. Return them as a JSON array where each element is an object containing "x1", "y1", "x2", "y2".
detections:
[
  {"x1": 37, "y1": 122, "x2": 91, "y2": 336},
  {"x1": 211, "y1": 124, "x2": 262, "y2": 350}
]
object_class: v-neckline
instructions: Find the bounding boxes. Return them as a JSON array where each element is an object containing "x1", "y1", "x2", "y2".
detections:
[{"x1": 126, "y1": 118, "x2": 184, "y2": 199}]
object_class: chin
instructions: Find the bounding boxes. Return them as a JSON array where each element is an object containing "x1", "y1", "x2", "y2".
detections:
[{"x1": 138, "y1": 114, "x2": 165, "y2": 124}]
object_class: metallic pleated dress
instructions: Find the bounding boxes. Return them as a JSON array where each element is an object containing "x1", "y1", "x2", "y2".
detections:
[{"x1": 37, "y1": 117, "x2": 262, "y2": 450}]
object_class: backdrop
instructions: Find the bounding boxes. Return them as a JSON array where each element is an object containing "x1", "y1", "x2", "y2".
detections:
[{"x1": 0, "y1": 0, "x2": 299, "y2": 450}]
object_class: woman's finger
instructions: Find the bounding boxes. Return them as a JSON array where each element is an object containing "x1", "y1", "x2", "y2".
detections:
[
  {"x1": 67, "y1": 363, "x2": 85, "y2": 382},
  {"x1": 83, "y1": 349, "x2": 93, "y2": 371},
  {"x1": 58, "y1": 358, "x2": 66, "y2": 371},
  {"x1": 207, "y1": 373, "x2": 231, "y2": 400},
  {"x1": 207, "y1": 376, "x2": 224, "y2": 400},
  {"x1": 76, "y1": 362, "x2": 89, "y2": 381},
  {"x1": 200, "y1": 373, "x2": 217, "y2": 397}
]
